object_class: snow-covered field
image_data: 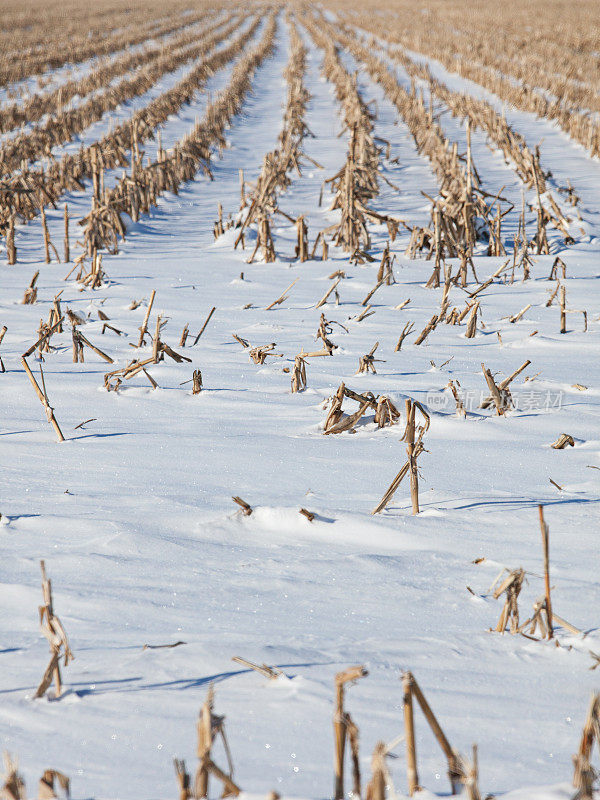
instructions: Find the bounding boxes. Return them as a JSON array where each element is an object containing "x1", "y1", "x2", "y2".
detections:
[{"x1": 1, "y1": 7, "x2": 599, "y2": 800}]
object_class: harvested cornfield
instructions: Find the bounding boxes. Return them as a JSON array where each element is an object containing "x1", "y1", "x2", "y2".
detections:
[{"x1": 1, "y1": 1, "x2": 599, "y2": 798}]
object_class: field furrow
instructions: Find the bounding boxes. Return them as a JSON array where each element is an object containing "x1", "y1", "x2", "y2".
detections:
[
  {"x1": 0, "y1": 4, "x2": 214, "y2": 88},
  {"x1": 344, "y1": 4, "x2": 600, "y2": 159},
  {"x1": 0, "y1": 9, "x2": 224, "y2": 135},
  {"x1": 0, "y1": 15, "x2": 260, "y2": 235},
  {"x1": 0, "y1": 13, "x2": 246, "y2": 177}
]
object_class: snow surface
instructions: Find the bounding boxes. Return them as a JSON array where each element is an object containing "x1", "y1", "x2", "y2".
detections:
[{"x1": 1, "y1": 12, "x2": 599, "y2": 800}]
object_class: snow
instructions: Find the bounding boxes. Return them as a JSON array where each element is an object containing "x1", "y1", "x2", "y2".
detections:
[{"x1": 0, "y1": 13, "x2": 599, "y2": 800}]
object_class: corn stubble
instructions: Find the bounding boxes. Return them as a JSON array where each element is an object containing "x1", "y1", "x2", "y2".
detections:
[{"x1": 2, "y1": 1, "x2": 597, "y2": 796}]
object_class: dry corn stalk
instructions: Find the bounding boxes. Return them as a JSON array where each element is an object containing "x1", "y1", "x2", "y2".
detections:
[
  {"x1": 315, "y1": 313, "x2": 342, "y2": 354},
  {"x1": 195, "y1": 686, "x2": 240, "y2": 799},
  {"x1": 377, "y1": 242, "x2": 396, "y2": 285},
  {"x1": 455, "y1": 746, "x2": 482, "y2": 800},
  {"x1": 549, "y1": 257, "x2": 567, "y2": 281},
  {"x1": 519, "y1": 595, "x2": 552, "y2": 639},
  {"x1": 480, "y1": 360, "x2": 530, "y2": 410},
  {"x1": 356, "y1": 342, "x2": 383, "y2": 375},
  {"x1": 137, "y1": 290, "x2": 156, "y2": 347},
  {"x1": 573, "y1": 694, "x2": 600, "y2": 799},
  {"x1": 395, "y1": 321, "x2": 414, "y2": 351},
  {"x1": 492, "y1": 568, "x2": 525, "y2": 633},
  {"x1": 509, "y1": 303, "x2": 532, "y2": 324},
  {"x1": 35, "y1": 561, "x2": 73, "y2": 699},
  {"x1": 21, "y1": 359, "x2": 64, "y2": 442},
  {"x1": 231, "y1": 656, "x2": 282, "y2": 679},
  {"x1": 334, "y1": 665, "x2": 368, "y2": 800},
  {"x1": 6, "y1": 215, "x2": 16, "y2": 264},
  {"x1": 551, "y1": 433, "x2": 575, "y2": 449},
  {"x1": 374, "y1": 396, "x2": 401, "y2": 428},
  {"x1": 72, "y1": 328, "x2": 84, "y2": 363},
  {"x1": 66, "y1": 309, "x2": 85, "y2": 327},
  {"x1": 465, "y1": 301, "x2": 479, "y2": 338},
  {"x1": 296, "y1": 215, "x2": 309, "y2": 261},
  {"x1": 63, "y1": 205, "x2": 70, "y2": 263},
  {"x1": 539, "y1": 505, "x2": 553, "y2": 639},
  {"x1": 17, "y1": 13, "x2": 249, "y2": 240},
  {"x1": 324, "y1": 382, "x2": 346, "y2": 432},
  {"x1": 231, "y1": 21, "x2": 310, "y2": 261},
  {"x1": 22, "y1": 271, "x2": 39, "y2": 305},
  {"x1": 38, "y1": 769, "x2": 70, "y2": 800},
  {"x1": 192, "y1": 307, "x2": 216, "y2": 345},
  {"x1": 232, "y1": 497, "x2": 252, "y2": 516},
  {"x1": 321, "y1": 123, "x2": 400, "y2": 257},
  {"x1": 192, "y1": 370, "x2": 203, "y2": 395},
  {"x1": 315, "y1": 277, "x2": 341, "y2": 309},
  {"x1": 174, "y1": 759, "x2": 191, "y2": 800},
  {"x1": 1, "y1": 754, "x2": 25, "y2": 800},
  {"x1": 365, "y1": 742, "x2": 391, "y2": 800},
  {"x1": 414, "y1": 315, "x2": 439, "y2": 346},
  {"x1": 40, "y1": 203, "x2": 60, "y2": 264},
  {"x1": 481, "y1": 363, "x2": 512, "y2": 415},
  {"x1": 249, "y1": 343, "x2": 281, "y2": 365},
  {"x1": 401, "y1": 671, "x2": 462, "y2": 796},
  {"x1": 48, "y1": 295, "x2": 63, "y2": 333},
  {"x1": 0, "y1": 6, "x2": 216, "y2": 90},
  {"x1": 213, "y1": 203, "x2": 226, "y2": 239},
  {"x1": 446, "y1": 380, "x2": 466, "y2": 417},
  {"x1": 325, "y1": 399, "x2": 370, "y2": 435},
  {"x1": 372, "y1": 400, "x2": 430, "y2": 515},
  {"x1": 246, "y1": 214, "x2": 276, "y2": 264},
  {"x1": 71, "y1": 330, "x2": 113, "y2": 364},
  {"x1": 104, "y1": 355, "x2": 157, "y2": 392},
  {"x1": 76, "y1": 249, "x2": 106, "y2": 289},
  {"x1": 265, "y1": 278, "x2": 299, "y2": 311},
  {"x1": 0, "y1": 326, "x2": 6, "y2": 373},
  {"x1": 323, "y1": 384, "x2": 386, "y2": 435},
  {"x1": 22, "y1": 316, "x2": 64, "y2": 360},
  {"x1": 291, "y1": 354, "x2": 307, "y2": 393}
]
